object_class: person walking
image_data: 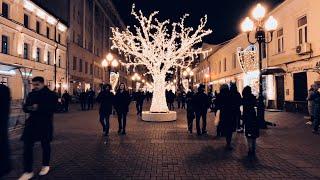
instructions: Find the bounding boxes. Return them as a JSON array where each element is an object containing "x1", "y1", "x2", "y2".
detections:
[
  {"x1": 307, "y1": 84, "x2": 316, "y2": 125},
  {"x1": 87, "y1": 88, "x2": 95, "y2": 110},
  {"x1": 79, "y1": 90, "x2": 87, "y2": 111},
  {"x1": 167, "y1": 90, "x2": 175, "y2": 110},
  {"x1": 181, "y1": 91, "x2": 187, "y2": 109},
  {"x1": 186, "y1": 87, "x2": 195, "y2": 133},
  {"x1": 242, "y1": 86, "x2": 260, "y2": 157},
  {"x1": 61, "y1": 90, "x2": 71, "y2": 112},
  {"x1": 229, "y1": 83, "x2": 242, "y2": 133},
  {"x1": 114, "y1": 83, "x2": 131, "y2": 135},
  {"x1": 214, "y1": 84, "x2": 235, "y2": 150},
  {"x1": 19, "y1": 77, "x2": 58, "y2": 180},
  {"x1": 135, "y1": 89, "x2": 145, "y2": 116},
  {"x1": 192, "y1": 84, "x2": 210, "y2": 135},
  {"x1": 96, "y1": 84, "x2": 114, "y2": 136},
  {"x1": 312, "y1": 85, "x2": 320, "y2": 134},
  {"x1": 176, "y1": 90, "x2": 182, "y2": 109},
  {"x1": 0, "y1": 84, "x2": 11, "y2": 177}
]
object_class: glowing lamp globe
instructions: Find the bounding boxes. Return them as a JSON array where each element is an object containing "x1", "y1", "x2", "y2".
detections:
[
  {"x1": 101, "y1": 59, "x2": 108, "y2": 67},
  {"x1": 241, "y1": 17, "x2": 254, "y2": 32},
  {"x1": 106, "y1": 53, "x2": 113, "y2": 61},
  {"x1": 189, "y1": 71, "x2": 194, "y2": 76},
  {"x1": 183, "y1": 71, "x2": 188, "y2": 77},
  {"x1": 252, "y1": 3, "x2": 266, "y2": 20},
  {"x1": 111, "y1": 59, "x2": 119, "y2": 67},
  {"x1": 265, "y1": 16, "x2": 278, "y2": 31}
]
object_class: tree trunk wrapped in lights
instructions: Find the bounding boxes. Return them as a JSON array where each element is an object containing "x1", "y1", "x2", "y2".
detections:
[{"x1": 111, "y1": 5, "x2": 212, "y2": 113}]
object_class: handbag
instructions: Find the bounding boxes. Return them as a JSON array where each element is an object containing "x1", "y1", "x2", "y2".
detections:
[{"x1": 214, "y1": 110, "x2": 220, "y2": 126}]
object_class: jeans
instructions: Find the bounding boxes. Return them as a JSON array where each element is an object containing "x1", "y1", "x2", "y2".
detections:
[
  {"x1": 247, "y1": 138, "x2": 256, "y2": 152},
  {"x1": 187, "y1": 110, "x2": 195, "y2": 132},
  {"x1": 136, "y1": 102, "x2": 143, "y2": 116},
  {"x1": 99, "y1": 113, "x2": 110, "y2": 134},
  {"x1": 117, "y1": 112, "x2": 127, "y2": 132},
  {"x1": 195, "y1": 110, "x2": 207, "y2": 134},
  {"x1": 23, "y1": 140, "x2": 51, "y2": 172}
]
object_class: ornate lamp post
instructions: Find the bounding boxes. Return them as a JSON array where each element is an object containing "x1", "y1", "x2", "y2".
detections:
[
  {"x1": 241, "y1": 3, "x2": 278, "y2": 128},
  {"x1": 101, "y1": 53, "x2": 119, "y2": 84},
  {"x1": 131, "y1": 73, "x2": 141, "y2": 92},
  {"x1": 183, "y1": 68, "x2": 194, "y2": 89}
]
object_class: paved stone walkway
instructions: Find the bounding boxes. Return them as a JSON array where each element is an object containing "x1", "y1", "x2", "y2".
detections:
[{"x1": 4, "y1": 102, "x2": 320, "y2": 179}]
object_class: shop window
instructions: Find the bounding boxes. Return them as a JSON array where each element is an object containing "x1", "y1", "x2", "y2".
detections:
[
  {"x1": 2, "y1": 35, "x2": 9, "y2": 54},
  {"x1": 2, "y1": 2, "x2": 9, "y2": 19}
]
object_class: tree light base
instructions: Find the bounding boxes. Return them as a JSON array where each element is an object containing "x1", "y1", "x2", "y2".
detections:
[{"x1": 142, "y1": 111, "x2": 177, "y2": 122}]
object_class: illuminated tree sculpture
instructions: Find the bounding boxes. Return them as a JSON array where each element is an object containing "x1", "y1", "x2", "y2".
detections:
[{"x1": 111, "y1": 5, "x2": 212, "y2": 113}]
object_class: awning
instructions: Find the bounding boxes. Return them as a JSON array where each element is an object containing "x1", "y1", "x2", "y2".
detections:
[{"x1": 261, "y1": 67, "x2": 285, "y2": 75}]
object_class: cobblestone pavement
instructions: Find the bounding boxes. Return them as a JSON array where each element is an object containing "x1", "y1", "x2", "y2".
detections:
[{"x1": 4, "y1": 102, "x2": 320, "y2": 180}]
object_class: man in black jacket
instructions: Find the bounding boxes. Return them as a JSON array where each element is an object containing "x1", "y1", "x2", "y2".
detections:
[
  {"x1": 192, "y1": 84, "x2": 210, "y2": 135},
  {"x1": 186, "y1": 87, "x2": 195, "y2": 133},
  {"x1": 0, "y1": 84, "x2": 11, "y2": 177},
  {"x1": 61, "y1": 90, "x2": 71, "y2": 112},
  {"x1": 135, "y1": 90, "x2": 145, "y2": 116},
  {"x1": 96, "y1": 84, "x2": 114, "y2": 136},
  {"x1": 19, "y1": 76, "x2": 58, "y2": 180}
]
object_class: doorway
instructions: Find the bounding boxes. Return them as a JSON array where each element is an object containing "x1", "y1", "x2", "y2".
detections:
[
  {"x1": 275, "y1": 75, "x2": 285, "y2": 110},
  {"x1": 293, "y1": 72, "x2": 308, "y2": 101}
]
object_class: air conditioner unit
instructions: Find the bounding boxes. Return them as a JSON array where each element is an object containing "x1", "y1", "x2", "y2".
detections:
[{"x1": 296, "y1": 43, "x2": 311, "y2": 55}]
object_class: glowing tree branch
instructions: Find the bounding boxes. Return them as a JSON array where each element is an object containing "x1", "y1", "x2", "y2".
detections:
[{"x1": 111, "y1": 5, "x2": 212, "y2": 112}]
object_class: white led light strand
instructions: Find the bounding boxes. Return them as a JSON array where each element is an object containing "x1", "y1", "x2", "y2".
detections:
[{"x1": 111, "y1": 5, "x2": 212, "y2": 112}]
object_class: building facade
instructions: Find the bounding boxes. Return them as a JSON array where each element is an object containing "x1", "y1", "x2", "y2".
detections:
[
  {"x1": 0, "y1": 0, "x2": 68, "y2": 101},
  {"x1": 68, "y1": 0, "x2": 128, "y2": 94},
  {"x1": 194, "y1": 0, "x2": 320, "y2": 113}
]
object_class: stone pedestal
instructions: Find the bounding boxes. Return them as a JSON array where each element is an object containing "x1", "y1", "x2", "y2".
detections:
[{"x1": 142, "y1": 111, "x2": 177, "y2": 122}]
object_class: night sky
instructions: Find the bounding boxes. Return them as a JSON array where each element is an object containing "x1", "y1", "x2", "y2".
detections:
[{"x1": 113, "y1": 0, "x2": 284, "y2": 44}]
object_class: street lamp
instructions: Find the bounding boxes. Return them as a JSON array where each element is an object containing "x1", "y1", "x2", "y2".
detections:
[
  {"x1": 241, "y1": 3, "x2": 278, "y2": 128},
  {"x1": 101, "y1": 54, "x2": 119, "y2": 84},
  {"x1": 131, "y1": 73, "x2": 141, "y2": 91},
  {"x1": 183, "y1": 69, "x2": 195, "y2": 89}
]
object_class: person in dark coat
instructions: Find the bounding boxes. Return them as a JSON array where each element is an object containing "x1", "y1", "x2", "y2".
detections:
[
  {"x1": 0, "y1": 84, "x2": 11, "y2": 177},
  {"x1": 312, "y1": 85, "x2": 320, "y2": 134},
  {"x1": 19, "y1": 76, "x2": 58, "y2": 179},
  {"x1": 181, "y1": 91, "x2": 187, "y2": 109},
  {"x1": 96, "y1": 84, "x2": 114, "y2": 136},
  {"x1": 167, "y1": 90, "x2": 175, "y2": 110},
  {"x1": 192, "y1": 84, "x2": 210, "y2": 135},
  {"x1": 61, "y1": 90, "x2": 71, "y2": 112},
  {"x1": 79, "y1": 90, "x2": 87, "y2": 111},
  {"x1": 214, "y1": 84, "x2": 235, "y2": 150},
  {"x1": 242, "y1": 86, "x2": 260, "y2": 156},
  {"x1": 135, "y1": 89, "x2": 145, "y2": 116},
  {"x1": 229, "y1": 83, "x2": 242, "y2": 133},
  {"x1": 186, "y1": 87, "x2": 195, "y2": 133},
  {"x1": 87, "y1": 88, "x2": 95, "y2": 110},
  {"x1": 114, "y1": 83, "x2": 131, "y2": 135}
]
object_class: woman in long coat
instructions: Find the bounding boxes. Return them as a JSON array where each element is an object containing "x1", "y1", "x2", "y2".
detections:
[
  {"x1": 214, "y1": 84, "x2": 236, "y2": 150},
  {"x1": 242, "y1": 86, "x2": 259, "y2": 156},
  {"x1": 0, "y1": 84, "x2": 11, "y2": 177},
  {"x1": 114, "y1": 83, "x2": 131, "y2": 135}
]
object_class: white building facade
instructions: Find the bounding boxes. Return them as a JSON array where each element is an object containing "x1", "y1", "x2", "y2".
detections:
[
  {"x1": 0, "y1": 0, "x2": 67, "y2": 101},
  {"x1": 194, "y1": 0, "x2": 320, "y2": 113}
]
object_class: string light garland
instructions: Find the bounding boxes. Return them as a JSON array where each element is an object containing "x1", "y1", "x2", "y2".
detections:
[{"x1": 111, "y1": 5, "x2": 212, "y2": 112}]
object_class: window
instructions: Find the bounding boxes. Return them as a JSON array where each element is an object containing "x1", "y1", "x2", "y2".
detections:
[
  {"x1": 58, "y1": 34, "x2": 61, "y2": 44},
  {"x1": 36, "y1": 21, "x2": 40, "y2": 33},
  {"x1": 223, "y1": 58, "x2": 227, "y2": 72},
  {"x1": 232, "y1": 53, "x2": 237, "y2": 69},
  {"x1": 36, "y1": 48, "x2": 40, "y2": 62},
  {"x1": 24, "y1": 14, "x2": 29, "y2": 28},
  {"x1": 298, "y1": 16, "x2": 307, "y2": 44},
  {"x1": 46, "y1": 27, "x2": 50, "y2": 38},
  {"x1": 90, "y1": 64, "x2": 93, "y2": 75},
  {"x1": 47, "y1": 51, "x2": 51, "y2": 65},
  {"x1": 85, "y1": 62, "x2": 88, "y2": 74},
  {"x1": 218, "y1": 61, "x2": 221, "y2": 73},
  {"x1": 58, "y1": 55, "x2": 61, "y2": 67},
  {"x1": 73, "y1": 57, "x2": 77, "y2": 70},
  {"x1": 79, "y1": 59, "x2": 83, "y2": 72},
  {"x1": 261, "y1": 43, "x2": 267, "y2": 59},
  {"x1": 1, "y1": 35, "x2": 9, "y2": 54},
  {"x1": 277, "y1": 28, "x2": 284, "y2": 53},
  {"x1": 2, "y1": 2, "x2": 9, "y2": 18},
  {"x1": 23, "y1": 43, "x2": 29, "y2": 59}
]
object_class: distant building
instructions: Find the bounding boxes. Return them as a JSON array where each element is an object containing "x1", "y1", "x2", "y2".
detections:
[
  {"x1": 194, "y1": 0, "x2": 320, "y2": 113},
  {"x1": 0, "y1": 0, "x2": 68, "y2": 100},
  {"x1": 68, "y1": 0, "x2": 127, "y2": 94}
]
